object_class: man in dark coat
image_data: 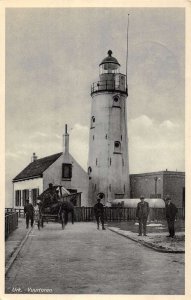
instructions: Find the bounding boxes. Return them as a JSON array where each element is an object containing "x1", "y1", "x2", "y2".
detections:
[
  {"x1": 136, "y1": 196, "x2": 150, "y2": 236},
  {"x1": 94, "y1": 194, "x2": 105, "y2": 230},
  {"x1": 165, "y1": 195, "x2": 178, "y2": 238},
  {"x1": 24, "y1": 199, "x2": 34, "y2": 229}
]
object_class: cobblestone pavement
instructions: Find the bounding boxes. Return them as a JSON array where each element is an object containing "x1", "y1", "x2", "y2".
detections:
[{"x1": 5, "y1": 222, "x2": 184, "y2": 295}]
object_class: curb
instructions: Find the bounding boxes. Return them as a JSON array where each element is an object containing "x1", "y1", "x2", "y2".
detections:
[
  {"x1": 108, "y1": 227, "x2": 185, "y2": 254},
  {"x1": 5, "y1": 227, "x2": 33, "y2": 276}
]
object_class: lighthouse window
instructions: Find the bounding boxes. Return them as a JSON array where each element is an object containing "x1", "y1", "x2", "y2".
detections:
[
  {"x1": 114, "y1": 141, "x2": 121, "y2": 153},
  {"x1": 91, "y1": 116, "x2": 95, "y2": 129},
  {"x1": 88, "y1": 166, "x2": 92, "y2": 175},
  {"x1": 113, "y1": 96, "x2": 121, "y2": 108}
]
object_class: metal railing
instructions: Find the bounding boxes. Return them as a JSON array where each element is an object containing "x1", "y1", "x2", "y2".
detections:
[
  {"x1": 91, "y1": 79, "x2": 128, "y2": 95},
  {"x1": 5, "y1": 208, "x2": 25, "y2": 218},
  {"x1": 5, "y1": 211, "x2": 18, "y2": 239}
]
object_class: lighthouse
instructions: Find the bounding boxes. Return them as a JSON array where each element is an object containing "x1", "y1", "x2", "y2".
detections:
[{"x1": 88, "y1": 50, "x2": 130, "y2": 206}]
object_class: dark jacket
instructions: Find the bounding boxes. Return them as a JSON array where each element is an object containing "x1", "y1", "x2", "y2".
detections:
[
  {"x1": 94, "y1": 202, "x2": 104, "y2": 216},
  {"x1": 24, "y1": 203, "x2": 34, "y2": 217},
  {"x1": 136, "y1": 201, "x2": 150, "y2": 219},
  {"x1": 166, "y1": 202, "x2": 178, "y2": 220}
]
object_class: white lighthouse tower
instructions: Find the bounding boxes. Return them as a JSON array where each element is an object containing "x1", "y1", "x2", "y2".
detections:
[{"x1": 88, "y1": 50, "x2": 130, "y2": 206}]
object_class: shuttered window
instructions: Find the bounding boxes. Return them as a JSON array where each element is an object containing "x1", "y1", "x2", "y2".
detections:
[
  {"x1": 31, "y1": 188, "x2": 39, "y2": 206},
  {"x1": 15, "y1": 190, "x2": 21, "y2": 207},
  {"x1": 22, "y1": 189, "x2": 29, "y2": 206}
]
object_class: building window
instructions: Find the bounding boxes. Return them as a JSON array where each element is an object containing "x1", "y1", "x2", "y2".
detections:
[
  {"x1": 62, "y1": 163, "x2": 72, "y2": 179},
  {"x1": 31, "y1": 188, "x2": 39, "y2": 206},
  {"x1": 91, "y1": 116, "x2": 95, "y2": 128},
  {"x1": 22, "y1": 189, "x2": 29, "y2": 207},
  {"x1": 93, "y1": 135, "x2": 94, "y2": 140},
  {"x1": 121, "y1": 135, "x2": 122, "y2": 141},
  {"x1": 114, "y1": 141, "x2": 121, "y2": 153},
  {"x1": 15, "y1": 190, "x2": 21, "y2": 207},
  {"x1": 105, "y1": 134, "x2": 107, "y2": 139},
  {"x1": 110, "y1": 158, "x2": 112, "y2": 165},
  {"x1": 96, "y1": 158, "x2": 98, "y2": 165}
]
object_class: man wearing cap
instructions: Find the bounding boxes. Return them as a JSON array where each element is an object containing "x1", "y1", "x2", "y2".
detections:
[
  {"x1": 94, "y1": 194, "x2": 106, "y2": 230},
  {"x1": 136, "y1": 196, "x2": 150, "y2": 236},
  {"x1": 24, "y1": 199, "x2": 35, "y2": 229},
  {"x1": 165, "y1": 196, "x2": 178, "y2": 238}
]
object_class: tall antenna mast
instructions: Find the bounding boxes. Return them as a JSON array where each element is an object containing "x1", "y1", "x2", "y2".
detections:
[{"x1": 126, "y1": 14, "x2": 130, "y2": 95}]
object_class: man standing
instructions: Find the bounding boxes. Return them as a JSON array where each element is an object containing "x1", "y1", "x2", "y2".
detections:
[
  {"x1": 24, "y1": 199, "x2": 34, "y2": 229},
  {"x1": 165, "y1": 195, "x2": 178, "y2": 238},
  {"x1": 136, "y1": 196, "x2": 150, "y2": 236},
  {"x1": 94, "y1": 194, "x2": 105, "y2": 230}
]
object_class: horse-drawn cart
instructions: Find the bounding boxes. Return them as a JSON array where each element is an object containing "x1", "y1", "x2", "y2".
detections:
[{"x1": 36, "y1": 184, "x2": 81, "y2": 230}]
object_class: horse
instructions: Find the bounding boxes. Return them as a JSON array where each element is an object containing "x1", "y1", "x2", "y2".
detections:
[{"x1": 58, "y1": 198, "x2": 75, "y2": 225}]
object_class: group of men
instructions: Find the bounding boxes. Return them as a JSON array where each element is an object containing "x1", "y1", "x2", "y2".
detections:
[
  {"x1": 94, "y1": 194, "x2": 178, "y2": 238},
  {"x1": 24, "y1": 193, "x2": 178, "y2": 238},
  {"x1": 135, "y1": 195, "x2": 178, "y2": 237}
]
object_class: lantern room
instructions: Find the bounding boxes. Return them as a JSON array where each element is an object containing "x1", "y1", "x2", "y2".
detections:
[
  {"x1": 91, "y1": 50, "x2": 127, "y2": 96},
  {"x1": 99, "y1": 50, "x2": 120, "y2": 74}
]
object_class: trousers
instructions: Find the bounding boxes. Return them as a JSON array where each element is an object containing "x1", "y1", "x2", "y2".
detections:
[
  {"x1": 26, "y1": 214, "x2": 34, "y2": 228},
  {"x1": 167, "y1": 218, "x2": 175, "y2": 237},
  {"x1": 138, "y1": 217, "x2": 147, "y2": 235},
  {"x1": 95, "y1": 214, "x2": 104, "y2": 229}
]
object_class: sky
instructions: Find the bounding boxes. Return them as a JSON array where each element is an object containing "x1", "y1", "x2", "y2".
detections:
[{"x1": 5, "y1": 7, "x2": 185, "y2": 206}]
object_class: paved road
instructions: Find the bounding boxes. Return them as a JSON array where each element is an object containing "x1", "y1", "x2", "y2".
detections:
[{"x1": 5, "y1": 222, "x2": 184, "y2": 294}]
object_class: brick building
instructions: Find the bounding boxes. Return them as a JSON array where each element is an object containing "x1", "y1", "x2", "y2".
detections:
[{"x1": 130, "y1": 170, "x2": 185, "y2": 208}]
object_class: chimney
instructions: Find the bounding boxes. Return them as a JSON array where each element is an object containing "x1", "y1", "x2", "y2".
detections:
[
  {"x1": 32, "y1": 152, "x2": 37, "y2": 162},
  {"x1": 63, "y1": 124, "x2": 69, "y2": 157}
]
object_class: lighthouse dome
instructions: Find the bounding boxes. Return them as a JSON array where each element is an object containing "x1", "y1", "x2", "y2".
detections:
[
  {"x1": 99, "y1": 50, "x2": 120, "y2": 72},
  {"x1": 100, "y1": 50, "x2": 120, "y2": 66}
]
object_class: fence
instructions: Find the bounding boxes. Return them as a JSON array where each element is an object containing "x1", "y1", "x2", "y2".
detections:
[
  {"x1": 5, "y1": 211, "x2": 18, "y2": 239},
  {"x1": 5, "y1": 207, "x2": 184, "y2": 223},
  {"x1": 75, "y1": 207, "x2": 184, "y2": 222}
]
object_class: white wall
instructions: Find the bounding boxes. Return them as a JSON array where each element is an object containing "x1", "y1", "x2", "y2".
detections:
[
  {"x1": 13, "y1": 178, "x2": 43, "y2": 208},
  {"x1": 88, "y1": 91, "x2": 130, "y2": 206},
  {"x1": 43, "y1": 153, "x2": 89, "y2": 206}
]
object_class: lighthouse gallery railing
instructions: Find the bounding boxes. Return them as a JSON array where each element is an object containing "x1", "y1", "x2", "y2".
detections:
[{"x1": 91, "y1": 79, "x2": 128, "y2": 95}]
